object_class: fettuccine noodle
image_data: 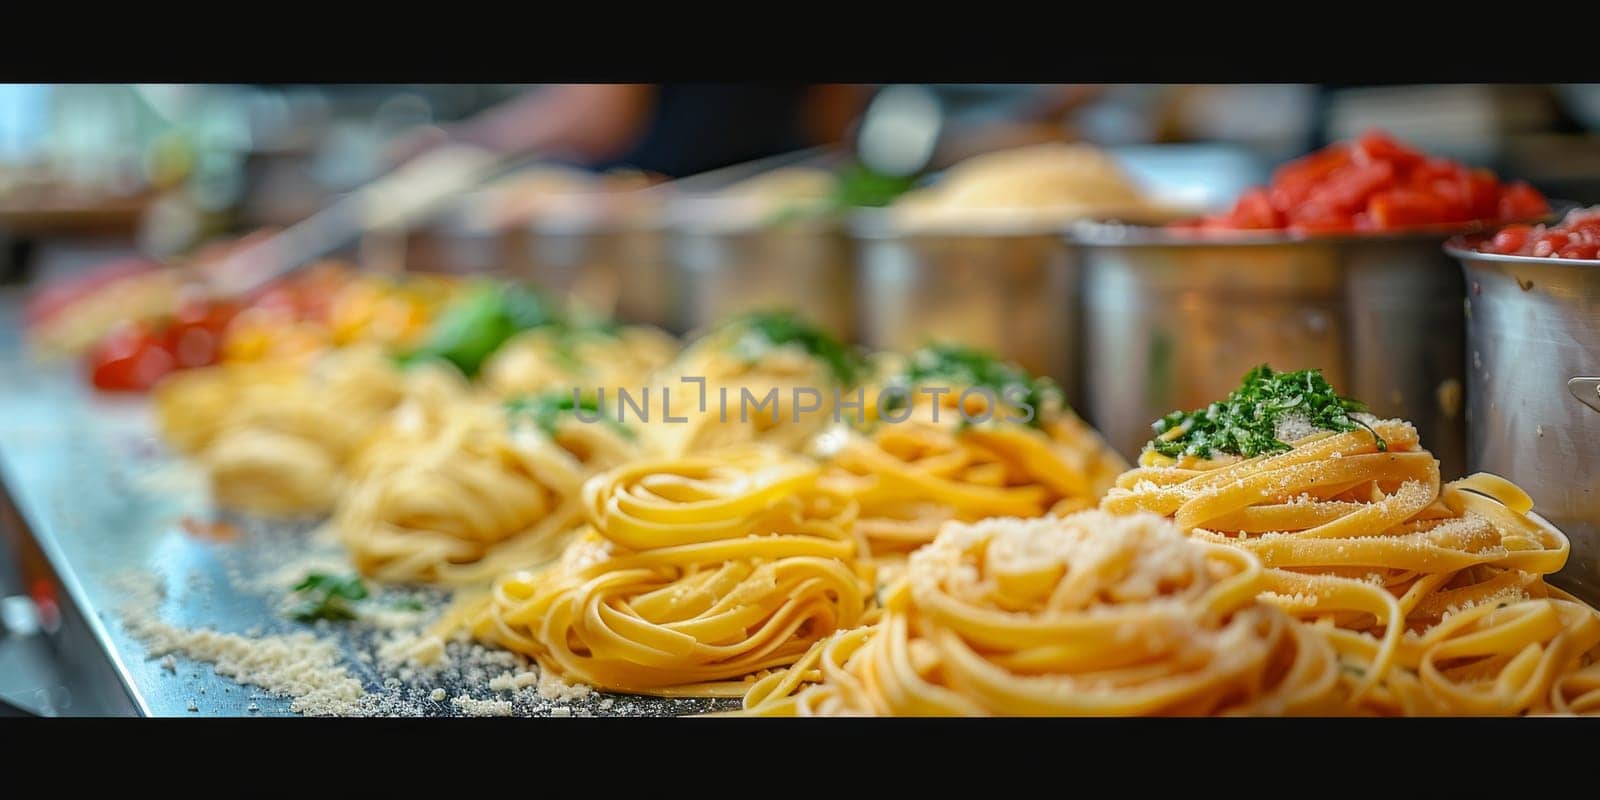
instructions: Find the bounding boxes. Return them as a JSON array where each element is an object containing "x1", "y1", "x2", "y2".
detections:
[
  {"x1": 741, "y1": 511, "x2": 1340, "y2": 716},
  {"x1": 820, "y1": 387, "x2": 1126, "y2": 559},
  {"x1": 481, "y1": 324, "x2": 679, "y2": 401},
  {"x1": 643, "y1": 321, "x2": 845, "y2": 458},
  {"x1": 1101, "y1": 419, "x2": 1600, "y2": 715},
  {"x1": 155, "y1": 346, "x2": 466, "y2": 516},
  {"x1": 334, "y1": 399, "x2": 635, "y2": 585},
  {"x1": 467, "y1": 446, "x2": 873, "y2": 696}
]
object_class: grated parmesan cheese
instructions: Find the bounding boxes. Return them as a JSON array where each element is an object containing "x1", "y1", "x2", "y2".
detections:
[
  {"x1": 1273, "y1": 411, "x2": 1319, "y2": 444},
  {"x1": 451, "y1": 694, "x2": 514, "y2": 717},
  {"x1": 115, "y1": 571, "x2": 366, "y2": 716},
  {"x1": 538, "y1": 670, "x2": 592, "y2": 701}
]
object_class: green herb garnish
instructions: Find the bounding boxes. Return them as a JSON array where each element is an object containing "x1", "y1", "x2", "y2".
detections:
[
  {"x1": 885, "y1": 343, "x2": 1062, "y2": 430},
  {"x1": 506, "y1": 391, "x2": 635, "y2": 440},
  {"x1": 830, "y1": 162, "x2": 917, "y2": 210},
  {"x1": 725, "y1": 311, "x2": 867, "y2": 386},
  {"x1": 1148, "y1": 364, "x2": 1385, "y2": 459},
  {"x1": 397, "y1": 282, "x2": 561, "y2": 378},
  {"x1": 763, "y1": 162, "x2": 919, "y2": 226},
  {"x1": 288, "y1": 573, "x2": 368, "y2": 622}
]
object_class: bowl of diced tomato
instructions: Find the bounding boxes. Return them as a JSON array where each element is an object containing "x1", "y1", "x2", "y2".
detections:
[
  {"x1": 1453, "y1": 205, "x2": 1600, "y2": 261},
  {"x1": 1163, "y1": 130, "x2": 1551, "y2": 238}
]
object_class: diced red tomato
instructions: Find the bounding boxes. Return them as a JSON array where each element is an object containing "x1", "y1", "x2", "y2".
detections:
[
  {"x1": 87, "y1": 321, "x2": 177, "y2": 392},
  {"x1": 1366, "y1": 190, "x2": 1451, "y2": 229},
  {"x1": 1269, "y1": 144, "x2": 1353, "y2": 208},
  {"x1": 1497, "y1": 183, "x2": 1551, "y2": 222},
  {"x1": 1224, "y1": 188, "x2": 1285, "y2": 229},
  {"x1": 1304, "y1": 161, "x2": 1395, "y2": 216},
  {"x1": 1354, "y1": 130, "x2": 1427, "y2": 171},
  {"x1": 163, "y1": 294, "x2": 239, "y2": 369},
  {"x1": 1286, "y1": 203, "x2": 1357, "y2": 233},
  {"x1": 1476, "y1": 206, "x2": 1600, "y2": 260},
  {"x1": 1461, "y1": 169, "x2": 1503, "y2": 221},
  {"x1": 1488, "y1": 225, "x2": 1533, "y2": 254},
  {"x1": 1177, "y1": 130, "x2": 1548, "y2": 234}
]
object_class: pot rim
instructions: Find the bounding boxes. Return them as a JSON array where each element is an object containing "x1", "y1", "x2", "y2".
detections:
[
  {"x1": 1070, "y1": 217, "x2": 1543, "y2": 249},
  {"x1": 1446, "y1": 239, "x2": 1600, "y2": 268},
  {"x1": 847, "y1": 205, "x2": 1197, "y2": 240}
]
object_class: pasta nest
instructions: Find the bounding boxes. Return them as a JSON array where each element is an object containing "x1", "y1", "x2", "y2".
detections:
[
  {"x1": 471, "y1": 446, "x2": 874, "y2": 696},
  {"x1": 480, "y1": 324, "x2": 679, "y2": 401},
  {"x1": 153, "y1": 346, "x2": 466, "y2": 517},
  {"x1": 643, "y1": 335, "x2": 842, "y2": 458},
  {"x1": 742, "y1": 511, "x2": 1340, "y2": 716},
  {"x1": 334, "y1": 400, "x2": 633, "y2": 585},
  {"x1": 818, "y1": 391, "x2": 1128, "y2": 557},
  {"x1": 1101, "y1": 419, "x2": 1600, "y2": 715}
]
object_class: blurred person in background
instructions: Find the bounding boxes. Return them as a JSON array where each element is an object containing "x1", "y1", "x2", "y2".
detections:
[
  {"x1": 389, "y1": 84, "x2": 870, "y2": 178},
  {"x1": 924, "y1": 84, "x2": 1108, "y2": 164}
]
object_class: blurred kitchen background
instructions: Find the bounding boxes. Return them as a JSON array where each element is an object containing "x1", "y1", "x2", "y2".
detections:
[
  {"x1": 4, "y1": 82, "x2": 1600, "y2": 715},
  {"x1": 2, "y1": 84, "x2": 1600, "y2": 284}
]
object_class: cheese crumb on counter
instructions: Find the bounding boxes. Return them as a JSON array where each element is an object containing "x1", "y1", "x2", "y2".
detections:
[
  {"x1": 537, "y1": 670, "x2": 592, "y2": 701},
  {"x1": 452, "y1": 694, "x2": 514, "y2": 717},
  {"x1": 116, "y1": 573, "x2": 367, "y2": 717}
]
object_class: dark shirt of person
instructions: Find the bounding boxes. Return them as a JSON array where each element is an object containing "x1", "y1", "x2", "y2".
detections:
[{"x1": 595, "y1": 84, "x2": 812, "y2": 178}]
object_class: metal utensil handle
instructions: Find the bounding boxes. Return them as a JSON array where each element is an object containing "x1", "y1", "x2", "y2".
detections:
[
  {"x1": 205, "y1": 145, "x2": 546, "y2": 297},
  {"x1": 1567, "y1": 377, "x2": 1600, "y2": 414}
]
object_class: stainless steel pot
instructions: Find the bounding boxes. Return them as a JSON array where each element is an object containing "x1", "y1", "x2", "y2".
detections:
[
  {"x1": 364, "y1": 193, "x2": 526, "y2": 280},
  {"x1": 1076, "y1": 223, "x2": 1470, "y2": 477},
  {"x1": 525, "y1": 216, "x2": 669, "y2": 326},
  {"x1": 400, "y1": 222, "x2": 525, "y2": 279},
  {"x1": 1452, "y1": 243, "x2": 1600, "y2": 604},
  {"x1": 666, "y1": 199, "x2": 855, "y2": 341},
  {"x1": 852, "y1": 220, "x2": 1080, "y2": 401}
]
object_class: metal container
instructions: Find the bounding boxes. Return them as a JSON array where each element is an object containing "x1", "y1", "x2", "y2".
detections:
[
  {"x1": 1076, "y1": 223, "x2": 1471, "y2": 477},
  {"x1": 1452, "y1": 243, "x2": 1600, "y2": 604},
  {"x1": 400, "y1": 222, "x2": 526, "y2": 279},
  {"x1": 526, "y1": 207, "x2": 676, "y2": 328},
  {"x1": 369, "y1": 195, "x2": 527, "y2": 281},
  {"x1": 378, "y1": 187, "x2": 677, "y2": 328},
  {"x1": 666, "y1": 198, "x2": 855, "y2": 340},
  {"x1": 852, "y1": 213, "x2": 1081, "y2": 399}
]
